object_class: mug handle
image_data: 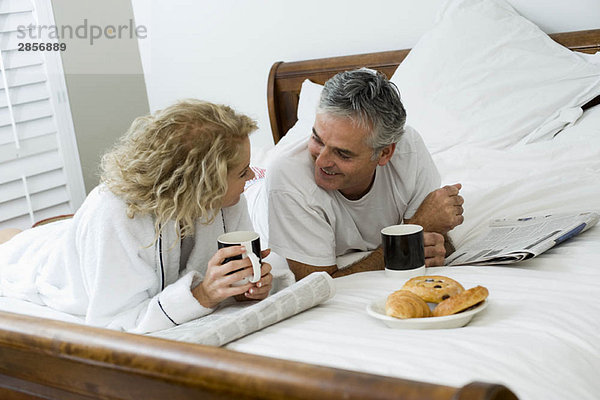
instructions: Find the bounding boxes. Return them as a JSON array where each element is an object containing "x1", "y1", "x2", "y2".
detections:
[{"x1": 241, "y1": 240, "x2": 261, "y2": 283}]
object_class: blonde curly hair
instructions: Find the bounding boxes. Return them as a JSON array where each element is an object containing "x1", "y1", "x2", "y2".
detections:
[{"x1": 100, "y1": 99, "x2": 257, "y2": 239}]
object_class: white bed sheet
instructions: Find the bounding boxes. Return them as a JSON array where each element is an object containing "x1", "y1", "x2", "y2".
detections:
[
  {"x1": 227, "y1": 225, "x2": 600, "y2": 400},
  {"x1": 0, "y1": 297, "x2": 84, "y2": 325}
]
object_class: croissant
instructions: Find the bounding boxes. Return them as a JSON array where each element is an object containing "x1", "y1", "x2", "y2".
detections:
[
  {"x1": 385, "y1": 290, "x2": 432, "y2": 319},
  {"x1": 433, "y1": 285, "x2": 489, "y2": 317}
]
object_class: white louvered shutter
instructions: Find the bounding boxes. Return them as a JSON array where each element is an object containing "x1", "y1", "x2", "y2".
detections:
[{"x1": 0, "y1": 0, "x2": 85, "y2": 230}]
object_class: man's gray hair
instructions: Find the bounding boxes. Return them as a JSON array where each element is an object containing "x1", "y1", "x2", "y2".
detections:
[{"x1": 317, "y1": 68, "x2": 406, "y2": 159}]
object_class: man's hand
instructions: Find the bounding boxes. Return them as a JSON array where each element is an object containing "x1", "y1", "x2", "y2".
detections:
[
  {"x1": 424, "y1": 232, "x2": 446, "y2": 267},
  {"x1": 408, "y1": 183, "x2": 464, "y2": 235}
]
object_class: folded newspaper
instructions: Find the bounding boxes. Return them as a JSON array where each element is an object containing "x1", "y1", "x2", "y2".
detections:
[
  {"x1": 149, "y1": 271, "x2": 335, "y2": 346},
  {"x1": 447, "y1": 211, "x2": 599, "y2": 266}
]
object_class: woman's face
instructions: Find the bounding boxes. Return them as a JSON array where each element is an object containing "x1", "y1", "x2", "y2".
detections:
[{"x1": 222, "y1": 136, "x2": 254, "y2": 208}]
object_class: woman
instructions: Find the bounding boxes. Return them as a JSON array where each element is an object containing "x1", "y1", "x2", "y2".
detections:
[{"x1": 0, "y1": 100, "x2": 273, "y2": 333}]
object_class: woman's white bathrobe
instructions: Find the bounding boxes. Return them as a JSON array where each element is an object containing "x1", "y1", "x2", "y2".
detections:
[{"x1": 0, "y1": 185, "x2": 253, "y2": 333}]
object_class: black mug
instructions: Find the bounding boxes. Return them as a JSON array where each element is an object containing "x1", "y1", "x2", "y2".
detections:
[
  {"x1": 217, "y1": 231, "x2": 262, "y2": 286},
  {"x1": 381, "y1": 224, "x2": 425, "y2": 278}
]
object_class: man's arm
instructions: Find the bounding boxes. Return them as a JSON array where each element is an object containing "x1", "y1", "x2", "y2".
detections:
[
  {"x1": 288, "y1": 231, "x2": 448, "y2": 280},
  {"x1": 405, "y1": 183, "x2": 463, "y2": 258},
  {"x1": 287, "y1": 247, "x2": 384, "y2": 281}
]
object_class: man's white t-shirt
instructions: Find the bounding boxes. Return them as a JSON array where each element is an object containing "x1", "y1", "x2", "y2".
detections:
[{"x1": 266, "y1": 126, "x2": 441, "y2": 266}]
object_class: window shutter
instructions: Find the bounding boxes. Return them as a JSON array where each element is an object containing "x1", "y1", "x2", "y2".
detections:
[{"x1": 0, "y1": 0, "x2": 85, "y2": 230}]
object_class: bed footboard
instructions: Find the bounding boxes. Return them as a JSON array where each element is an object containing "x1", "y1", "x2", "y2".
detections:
[{"x1": 0, "y1": 311, "x2": 516, "y2": 400}]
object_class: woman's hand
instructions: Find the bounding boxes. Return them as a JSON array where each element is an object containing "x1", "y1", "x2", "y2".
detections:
[
  {"x1": 192, "y1": 245, "x2": 259, "y2": 308},
  {"x1": 237, "y1": 249, "x2": 273, "y2": 302},
  {"x1": 192, "y1": 247, "x2": 274, "y2": 308}
]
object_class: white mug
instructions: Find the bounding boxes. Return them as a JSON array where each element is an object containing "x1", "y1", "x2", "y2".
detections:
[{"x1": 217, "y1": 231, "x2": 262, "y2": 286}]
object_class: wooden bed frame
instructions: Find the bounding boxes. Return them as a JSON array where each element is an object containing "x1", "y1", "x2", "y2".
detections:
[
  {"x1": 0, "y1": 311, "x2": 516, "y2": 400},
  {"x1": 1, "y1": 28, "x2": 599, "y2": 400}
]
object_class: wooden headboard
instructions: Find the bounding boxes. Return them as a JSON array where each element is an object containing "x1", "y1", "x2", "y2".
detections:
[{"x1": 267, "y1": 29, "x2": 600, "y2": 144}]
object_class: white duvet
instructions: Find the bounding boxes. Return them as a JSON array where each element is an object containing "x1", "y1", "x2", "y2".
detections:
[
  {"x1": 439, "y1": 113, "x2": 600, "y2": 249},
  {"x1": 226, "y1": 106, "x2": 600, "y2": 400}
]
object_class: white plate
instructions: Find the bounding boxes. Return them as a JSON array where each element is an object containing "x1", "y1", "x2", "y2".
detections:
[{"x1": 366, "y1": 296, "x2": 487, "y2": 330}]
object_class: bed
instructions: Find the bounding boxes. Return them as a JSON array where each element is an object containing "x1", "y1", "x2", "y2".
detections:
[{"x1": 1, "y1": 0, "x2": 600, "y2": 399}]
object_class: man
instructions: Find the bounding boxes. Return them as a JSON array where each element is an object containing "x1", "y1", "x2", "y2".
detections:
[{"x1": 265, "y1": 69, "x2": 464, "y2": 280}]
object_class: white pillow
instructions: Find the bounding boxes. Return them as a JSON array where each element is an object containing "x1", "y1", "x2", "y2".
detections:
[
  {"x1": 390, "y1": 0, "x2": 600, "y2": 152},
  {"x1": 277, "y1": 79, "x2": 323, "y2": 146},
  {"x1": 296, "y1": 79, "x2": 323, "y2": 124}
]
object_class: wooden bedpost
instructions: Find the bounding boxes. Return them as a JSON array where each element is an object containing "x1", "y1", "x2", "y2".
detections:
[{"x1": 267, "y1": 61, "x2": 284, "y2": 145}]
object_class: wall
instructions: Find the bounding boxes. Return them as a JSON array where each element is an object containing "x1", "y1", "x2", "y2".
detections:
[
  {"x1": 51, "y1": 0, "x2": 149, "y2": 193},
  {"x1": 130, "y1": 0, "x2": 600, "y2": 154}
]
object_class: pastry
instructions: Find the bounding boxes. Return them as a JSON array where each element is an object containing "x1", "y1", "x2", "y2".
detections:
[
  {"x1": 401, "y1": 275, "x2": 465, "y2": 303},
  {"x1": 433, "y1": 285, "x2": 489, "y2": 317},
  {"x1": 385, "y1": 290, "x2": 432, "y2": 319}
]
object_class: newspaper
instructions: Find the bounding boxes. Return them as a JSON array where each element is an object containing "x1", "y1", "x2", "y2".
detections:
[
  {"x1": 149, "y1": 271, "x2": 335, "y2": 346},
  {"x1": 447, "y1": 211, "x2": 599, "y2": 266}
]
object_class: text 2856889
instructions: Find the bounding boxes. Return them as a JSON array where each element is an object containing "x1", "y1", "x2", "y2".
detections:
[{"x1": 18, "y1": 43, "x2": 67, "y2": 52}]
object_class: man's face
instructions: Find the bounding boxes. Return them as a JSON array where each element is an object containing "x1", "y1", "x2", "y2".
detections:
[{"x1": 308, "y1": 113, "x2": 392, "y2": 200}]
